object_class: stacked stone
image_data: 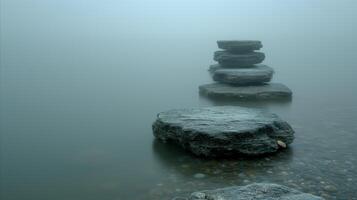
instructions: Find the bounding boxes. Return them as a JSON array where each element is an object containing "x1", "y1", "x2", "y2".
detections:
[{"x1": 199, "y1": 40, "x2": 292, "y2": 100}]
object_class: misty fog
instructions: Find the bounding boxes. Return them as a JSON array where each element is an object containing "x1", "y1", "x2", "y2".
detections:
[{"x1": 1, "y1": 0, "x2": 357, "y2": 199}]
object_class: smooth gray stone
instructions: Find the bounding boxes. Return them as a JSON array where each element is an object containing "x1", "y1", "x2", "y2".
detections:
[
  {"x1": 199, "y1": 83, "x2": 292, "y2": 100},
  {"x1": 214, "y1": 51, "x2": 265, "y2": 67},
  {"x1": 213, "y1": 65, "x2": 274, "y2": 85},
  {"x1": 208, "y1": 64, "x2": 256, "y2": 72},
  {"x1": 152, "y1": 106, "x2": 294, "y2": 157},
  {"x1": 217, "y1": 40, "x2": 262, "y2": 53},
  {"x1": 189, "y1": 183, "x2": 324, "y2": 200}
]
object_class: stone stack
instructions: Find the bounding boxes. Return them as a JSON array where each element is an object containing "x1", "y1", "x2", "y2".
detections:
[{"x1": 199, "y1": 40, "x2": 292, "y2": 100}]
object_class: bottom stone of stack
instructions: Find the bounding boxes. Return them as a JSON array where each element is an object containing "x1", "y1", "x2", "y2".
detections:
[{"x1": 199, "y1": 83, "x2": 292, "y2": 100}]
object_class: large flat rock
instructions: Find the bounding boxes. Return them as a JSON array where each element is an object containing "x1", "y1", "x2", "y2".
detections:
[
  {"x1": 214, "y1": 51, "x2": 265, "y2": 67},
  {"x1": 213, "y1": 65, "x2": 274, "y2": 85},
  {"x1": 217, "y1": 40, "x2": 262, "y2": 53},
  {"x1": 199, "y1": 83, "x2": 292, "y2": 100},
  {"x1": 189, "y1": 183, "x2": 324, "y2": 200},
  {"x1": 152, "y1": 107, "x2": 294, "y2": 157}
]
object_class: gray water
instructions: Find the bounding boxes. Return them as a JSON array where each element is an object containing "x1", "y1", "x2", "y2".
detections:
[{"x1": 1, "y1": 1, "x2": 357, "y2": 199}]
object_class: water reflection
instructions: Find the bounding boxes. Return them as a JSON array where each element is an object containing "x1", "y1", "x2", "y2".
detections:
[
  {"x1": 151, "y1": 139, "x2": 297, "y2": 198},
  {"x1": 199, "y1": 93, "x2": 292, "y2": 108},
  {"x1": 152, "y1": 139, "x2": 294, "y2": 178}
]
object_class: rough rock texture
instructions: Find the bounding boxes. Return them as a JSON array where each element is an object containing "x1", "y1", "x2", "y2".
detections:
[
  {"x1": 152, "y1": 107, "x2": 294, "y2": 157},
  {"x1": 217, "y1": 40, "x2": 262, "y2": 53},
  {"x1": 189, "y1": 183, "x2": 324, "y2": 200},
  {"x1": 199, "y1": 83, "x2": 292, "y2": 100},
  {"x1": 213, "y1": 65, "x2": 274, "y2": 85},
  {"x1": 214, "y1": 51, "x2": 265, "y2": 67}
]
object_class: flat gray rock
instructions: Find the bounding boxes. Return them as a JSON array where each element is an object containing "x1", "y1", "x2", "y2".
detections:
[
  {"x1": 189, "y1": 183, "x2": 324, "y2": 200},
  {"x1": 214, "y1": 51, "x2": 265, "y2": 67},
  {"x1": 209, "y1": 64, "x2": 258, "y2": 72},
  {"x1": 152, "y1": 106, "x2": 294, "y2": 157},
  {"x1": 217, "y1": 40, "x2": 262, "y2": 53},
  {"x1": 199, "y1": 83, "x2": 292, "y2": 100},
  {"x1": 213, "y1": 65, "x2": 274, "y2": 85}
]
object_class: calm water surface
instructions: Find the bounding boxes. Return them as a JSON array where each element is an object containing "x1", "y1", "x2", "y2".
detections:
[{"x1": 1, "y1": 1, "x2": 357, "y2": 200}]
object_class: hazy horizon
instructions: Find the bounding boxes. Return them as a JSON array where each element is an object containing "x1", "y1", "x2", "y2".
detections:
[{"x1": 1, "y1": 0, "x2": 357, "y2": 199}]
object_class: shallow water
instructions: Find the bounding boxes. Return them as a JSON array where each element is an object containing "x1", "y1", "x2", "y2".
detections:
[{"x1": 1, "y1": 1, "x2": 357, "y2": 200}]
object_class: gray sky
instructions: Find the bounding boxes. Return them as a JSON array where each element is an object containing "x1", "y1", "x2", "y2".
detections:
[{"x1": 2, "y1": 0, "x2": 357, "y2": 40}]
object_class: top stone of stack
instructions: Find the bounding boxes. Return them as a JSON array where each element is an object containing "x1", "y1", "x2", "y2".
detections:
[{"x1": 217, "y1": 40, "x2": 262, "y2": 53}]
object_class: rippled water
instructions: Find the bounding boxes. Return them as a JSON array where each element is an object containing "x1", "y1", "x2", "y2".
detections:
[{"x1": 1, "y1": 1, "x2": 357, "y2": 200}]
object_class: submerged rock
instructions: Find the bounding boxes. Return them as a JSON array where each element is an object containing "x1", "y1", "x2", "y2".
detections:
[
  {"x1": 189, "y1": 183, "x2": 324, "y2": 200},
  {"x1": 199, "y1": 83, "x2": 292, "y2": 100},
  {"x1": 213, "y1": 65, "x2": 274, "y2": 85},
  {"x1": 217, "y1": 40, "x2": 262, "y2": 53},
  {"x1": 214, "y1": 51, "x2": 265, "y2": 67},
  {"x1": 152, "y1": 107, "x2": 294, "y2": 157}
]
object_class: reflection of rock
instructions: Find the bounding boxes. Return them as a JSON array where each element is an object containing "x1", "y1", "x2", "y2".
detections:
[
  {"x1": 214, "y1": 51, "x2": 265, "y2": 67},
  {"x1": 152, "y1": 107, "x2": 294, "y2": 157},
  {"x1": 188, "y1": 183, "x2": 324, "y2": 200},
  {"x1": 217, "y1": 40, "x2": 263, "y2": 53},
  {"x1": 212, "y1": 65, "x2": 274, "y2": 85},
  {"x1": 152, "y1": 139, "x2": 293, "y2": 176},
  {"x1": 199, "y1": 83, "x2": 292, "y2": 100}
]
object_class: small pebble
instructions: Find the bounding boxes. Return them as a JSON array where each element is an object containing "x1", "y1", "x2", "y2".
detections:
[
  {"x1": 193, "y1": 173, "x2": 206, "y2": 179},
  {"x1": 323, "y1": 185, "x2": 337, "y2": 192},
  {"x1": 191, "y1": 192, "x2": 206, "y2": 199},
  {"x1": 280, "y1": 171, "x2": 289, "y2": 176},
  {"x1": 277, "y1": 140, "x2": 287, "y2": 148}
]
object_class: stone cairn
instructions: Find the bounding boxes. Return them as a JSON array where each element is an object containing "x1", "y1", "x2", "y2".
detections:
[
  {"x1": 199, "y1": 40, "x2": 292, "y2": 100},
  {"x1": 152, "y1": 41, "x2": 325, "y2": 199}
]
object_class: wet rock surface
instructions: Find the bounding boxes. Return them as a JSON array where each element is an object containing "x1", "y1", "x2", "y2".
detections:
[
  {"x1": 188, "y1": 183, "x2": 324, "y2": 200},
  {"x1": 214, "y1": 51, "x2": 265, "y2": 67},
  {"x1": 217, "y1": 40, "x2": 263, "y2": 53},
  {"x1": 199, "y1": 83, "x2": 292, "y2": 100},
  {"x1": 213, "y1": 65, "x2": 274, "y2": 85},
  {"x1": 152, "y1": 107, "x2": 294, "y2": 157}
]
